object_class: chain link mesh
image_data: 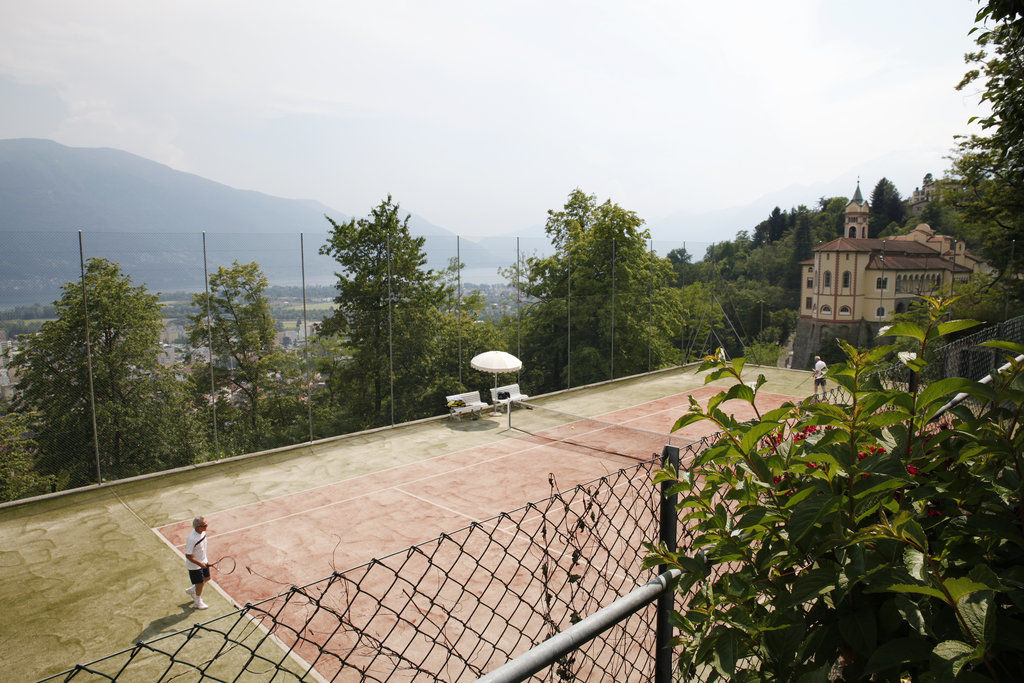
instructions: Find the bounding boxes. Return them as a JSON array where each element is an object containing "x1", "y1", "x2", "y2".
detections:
[{"x1": 41, "y1": 426, "x2": 726, "y2": 682}]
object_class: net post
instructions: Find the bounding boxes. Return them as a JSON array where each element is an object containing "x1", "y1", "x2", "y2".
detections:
[{"x1": 656, "y1": 444, "x2": 680, "y2": 683}]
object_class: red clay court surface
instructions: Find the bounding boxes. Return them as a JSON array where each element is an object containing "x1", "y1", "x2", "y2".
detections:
[{"x1": 156, "y1": 385, "x2": 799, "y2": 678}]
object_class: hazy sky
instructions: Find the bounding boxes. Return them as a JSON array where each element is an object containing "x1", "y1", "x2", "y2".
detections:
[{"x1": 0, "y1": 1, "x2": 985, "y2": 239}]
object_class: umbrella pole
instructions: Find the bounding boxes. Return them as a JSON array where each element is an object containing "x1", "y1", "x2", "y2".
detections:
[{"x1": 492, "y1": 373, "x2": 500, "y2": 415}]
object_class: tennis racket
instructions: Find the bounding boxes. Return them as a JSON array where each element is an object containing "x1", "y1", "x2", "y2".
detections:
[{"x1": 211, "y1": 556, "x2": 237, "y2": 574}]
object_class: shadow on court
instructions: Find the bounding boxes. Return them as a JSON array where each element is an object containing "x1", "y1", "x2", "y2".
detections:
[{"x1": 135, "y1": 603, "x2": 198, "y2": 642}]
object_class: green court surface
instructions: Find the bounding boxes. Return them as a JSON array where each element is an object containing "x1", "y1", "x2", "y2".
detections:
[{"x1": 0, "y1": 363, "x2": 814, "y2": 681}]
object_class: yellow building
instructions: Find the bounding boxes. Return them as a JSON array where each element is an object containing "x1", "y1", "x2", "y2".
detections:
[{"x1": 792, "y1": 182, "x2": 981, "y2": 367}]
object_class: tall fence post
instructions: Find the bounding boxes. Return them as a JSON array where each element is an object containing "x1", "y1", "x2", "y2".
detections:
[
  {"x1": 387, "y1": 228, "x2": 395, "y2": 426},
  {"x1": 516, "y1": 237, "x2": 521, "y2": 384},
  {"x1": 300, "y1": 233, "x2": 313, "y2": 442},
  {"x1": 202, "y1": 232, "x2": 219, "y2": 458},
  {"x1": 457, "y1": 235, "x2": 463, "y2": 388},
  {"x1": 566, "y1": 235, "x2": 572, "y2": 389},
  {"x1": 611, "y1": 236, "x2": 615, "y2": 380},
  {"x1": 78, "y1": 231, "x2": 102, "y2": 484},
  {"x1": 649, "y1": 238, "x2": 654, "y2": 373},
  {"x1": 656, "y1": 444, "x2": 680, "y2": 683}
]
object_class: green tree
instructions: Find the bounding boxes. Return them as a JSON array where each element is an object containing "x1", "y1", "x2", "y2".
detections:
[
  {"x1": 517, "y1": 189, "x2": 680, "y2": 390},
  {"x1": 318, "y1": 196, "x2": 451, "y2": 428},
  {"x1": 0, "y1": 410, "x2": 54, "y2": 501},
  {"x1": 766, "y1": 206, "x2": 788, "y2": 243},
  {"x1": 948, "y1": 1, "x2": 1024, "y2": 305},
  {"x1": 869, "y1": 177, "x2": 905, "y2": 238},
  {"x1": 12, "y1": 258, "x2": 199, "y2": 486},
  {"x1": 187, "y1": 261, "x2": 281, "y2": 451}
]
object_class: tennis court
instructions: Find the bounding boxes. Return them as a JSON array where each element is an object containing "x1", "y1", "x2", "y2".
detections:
[
  {"x1": 153, "y1": 383, "x2": 802, "y2": 680},
  {"x1": 1, "y1": 364, "x2": 813, "y2": 681}
]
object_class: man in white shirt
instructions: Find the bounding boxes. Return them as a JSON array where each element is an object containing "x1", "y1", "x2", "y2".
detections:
[
  {"x1": 813, "y1": 356, "x2": 828, "y2": 399},
  {"x1": 184, "y1": 516, "x2": 210, "y2": 610}
]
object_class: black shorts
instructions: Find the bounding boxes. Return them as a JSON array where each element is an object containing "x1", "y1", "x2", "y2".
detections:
[
  {"x1": 815, "y1": 378, "x2": 826, "y2": 388},
  {"x1": 189, "y1": 567, "x2": 211, "y2": 585}
]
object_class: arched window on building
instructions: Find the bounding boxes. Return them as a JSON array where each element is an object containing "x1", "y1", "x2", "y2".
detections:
[
  {"x1": 839, "y1": 305, "x2": 851, "y2": 315},
  {"x1": 821, "y1": 305, "x2": 832, "y2": 315},
  {"x1": 876, "y1": 307, "x2": 885, "y2": 318},
  {"x1": 842, "y1": 271, "x2": 851, "y2": 289},
  {"x1": 849, "y1": 227, "x2": 856, "y2": 238},
  {"x1": 824, "y1": 271, "x2": 832, "y2": 289}
]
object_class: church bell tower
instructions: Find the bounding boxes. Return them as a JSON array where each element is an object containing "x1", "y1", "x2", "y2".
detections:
[{"x1": 844, "y1": 181, "x2": 869, "y2": 239}]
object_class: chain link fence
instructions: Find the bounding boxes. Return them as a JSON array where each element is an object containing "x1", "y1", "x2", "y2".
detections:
[
  {"x1": 41, "y1": 427, "x2": 727, "y2": 682},
  {"x1": 2, "y1": 231, "x2": 733, "y2": 503}
]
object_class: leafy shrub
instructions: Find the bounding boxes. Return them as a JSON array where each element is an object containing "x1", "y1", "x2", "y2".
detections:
[{"x1": 645, "y1": 298, "x2": 1024, "y2": 680}]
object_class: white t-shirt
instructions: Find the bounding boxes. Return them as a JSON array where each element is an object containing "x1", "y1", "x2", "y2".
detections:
[
  {"x1": 185, "y1": 529, "x2": 207, "y2": 570},
  {"x1": 814, "y1": 360, "x2": 827, "y2": 378}
]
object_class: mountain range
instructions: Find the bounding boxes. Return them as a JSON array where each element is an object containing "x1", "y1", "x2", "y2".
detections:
[{"x1": 1, "y1": 138, "x2": 939, "y2": 302}]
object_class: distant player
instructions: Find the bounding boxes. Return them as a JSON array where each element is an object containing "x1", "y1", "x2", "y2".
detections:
[
  {"x1": 184, "y1": 516, "x2": 210, "y2": 609},
  {"x1": 813, "y1": 356, "x2": 827, "y2": 398}
]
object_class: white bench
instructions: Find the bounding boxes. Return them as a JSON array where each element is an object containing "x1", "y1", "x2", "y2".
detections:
[
  {"x1": 446, "y1": 391, "x2": 488, "y2": 420},
  {"x1": 490, "y1": 384, "x2": 529, "y2": 413}
]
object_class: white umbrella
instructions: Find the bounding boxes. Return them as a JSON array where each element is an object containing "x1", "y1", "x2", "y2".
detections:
[{"x1": 470, "y1": 351, "x2": 522, "y2": 393}]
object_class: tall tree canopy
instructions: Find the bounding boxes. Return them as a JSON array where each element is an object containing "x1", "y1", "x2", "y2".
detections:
[
  {"x1": 13, "y1": 258, "x2": 199, "y2": 486},
  {"x1": 949, "y1": 1, "x2": 1024, "y2": 300},
  {"x1": 319, "y1": 196, "x2": 452, "y2": 428},
  {"x1": 187, "y1": 260, "x2": 281, "y2": 451},
  {"x1": 868, "y1": 177, "x2": 905, "y2": 238},
  {"x1": 517, "y1": 189, "x2": 680, "y2": 390}
]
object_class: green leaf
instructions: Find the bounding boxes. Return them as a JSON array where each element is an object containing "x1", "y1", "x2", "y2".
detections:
[
  {"x1": 883, "y1": 583, "x2": 947, "y2": 600},
  {"x1": 864, "y1": 635, "x2": 932, "y2": 673},
  {"x1": 979, "y1": 339, "x2": 1024, "y2": 355},
  {"x1": 790, "y1": 566, "x2": 838, "y2": 605},
  {"x1": 898, "y1": 517, "x2": 929, "y2": 553},
  {"x1": 787, "y1": 493, "x2": 839, "y2": 545},
  {"x1": 735, "y1": 506, "x2": 780, "y2": 531},
  {"x1": 740, "y1": 421, "x2": 778, "y2": 454},
  {"x1": 930, "y1": 640, "x2": 980, "y2": 680},
  {"x1": 904, "y1": 547, "x2": 926, "y2": 581},
  {"x1": 724, "y1": 381, "x2": 754, "y2": 406},
  {"x1": 863, "y1": 410, "x2": 909, "y2": 428},
  {"x1": 707, "y1": 391, "x2": 727, "y2": 414},
  {"x1": 936, "y1": 319, "x2": 980, "y2": 337},
  {"x1": 917, "y1": 377, "x2": 976, "y2": 411},
  {"x1": 839, "y1": 607, "x2": 877, "y2": 656},
  {"x1": 957, "y1": 591, "x2": 993, "y2": 646},
  {"x1": 943, "y1": 577, "x2": 990, "y2": 602},
  {"x1": 712, "y1": 628, "x2": 739, "y2": 677},
  {"x1": 671, "y1": 412, "x2": 708, "y2": 433},
  {"x1": 884, "y1": 322, "x2": 927, "y2": 342},
  {"x1": 895, "y1": 595, "x2": 928, "y2": 636}
]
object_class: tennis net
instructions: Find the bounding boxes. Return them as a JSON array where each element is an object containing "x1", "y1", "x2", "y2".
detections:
[{"x1": 508, "y1": 400, "x2": 704, "y2": 463}]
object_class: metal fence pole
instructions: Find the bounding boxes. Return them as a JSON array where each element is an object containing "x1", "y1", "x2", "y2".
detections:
[
  {"x1": 657, "y1": 444, "x2": 681, "y2": 683},
  {"x1": 457, "y1": 235, "x2": 463, "y2": 388},
  {"x1": 611, "y1": 236, "x2": 615, "y2": 380},
  {"x1": 566, "y1": 235, "x2": 571, "y2": 389},
  {"x1": 1006, "y1": 239, "x2": 1016, "y2": 321},
  {"x1": 516, "y1": 237, "x2": 521, "y2": 384},
  {"x1": 649, "y1": 238, "x2": 654, "y2": 373},
  {"x1": 202, "y1": 232, "x2": 218, "y2": 458},
  {"x1": 680, "y1": 241, "x2": 686, "y2": 366},
  {"x1": 387, "y1": 229, "x2": 395, "y2": 426},
  {"x1": 78, "y1": 231, "x2": 102, "y2": 484},
  {"x1": 300, "y1": 233, "x2": 313, "y2": 442}
]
